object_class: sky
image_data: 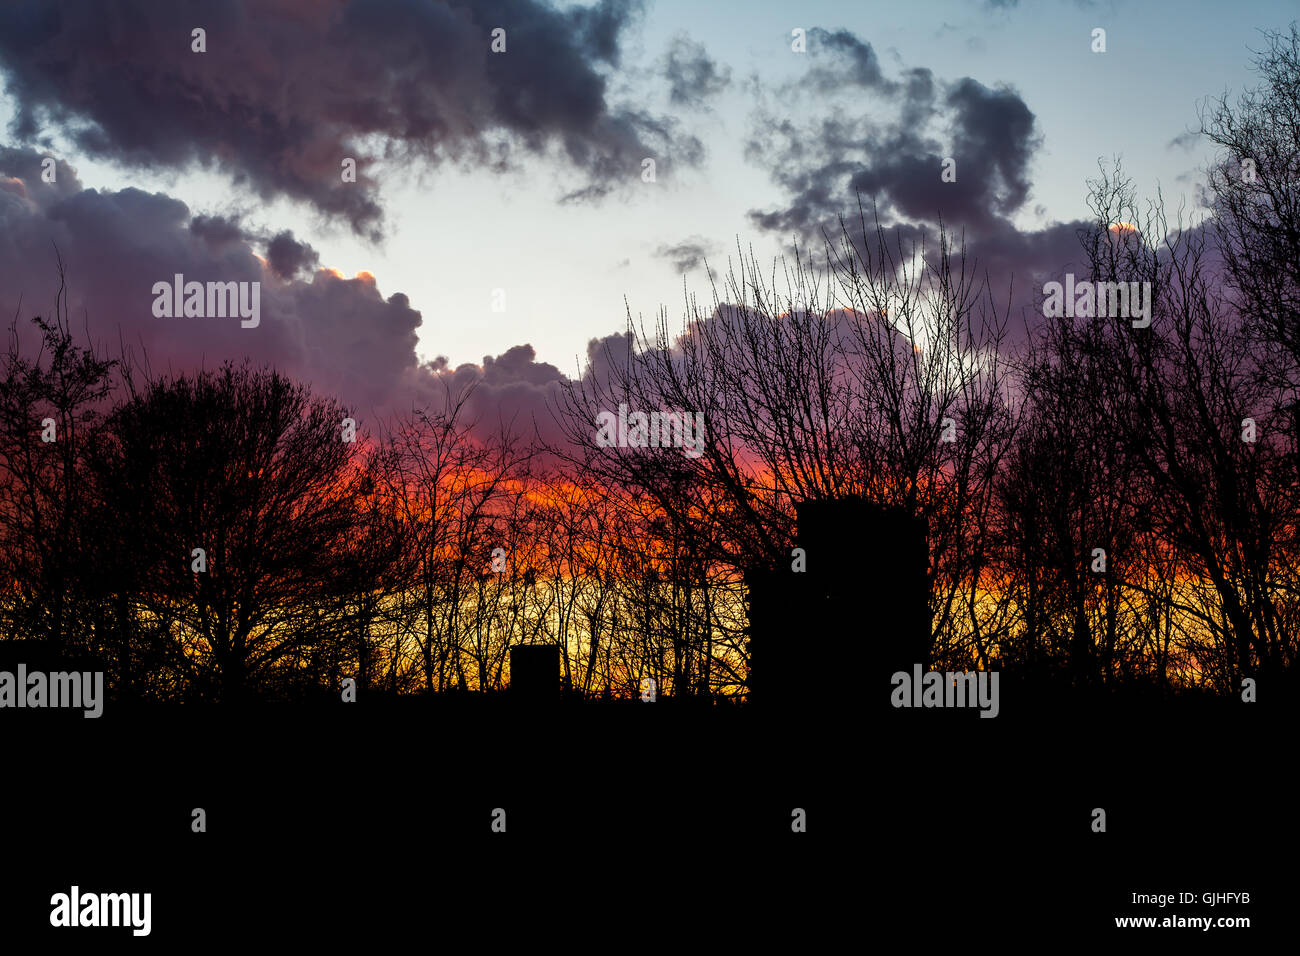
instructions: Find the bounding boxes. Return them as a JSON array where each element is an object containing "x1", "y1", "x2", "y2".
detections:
[{"x1": 0, "y1": 0, "x2": 1291, "y2": 426}]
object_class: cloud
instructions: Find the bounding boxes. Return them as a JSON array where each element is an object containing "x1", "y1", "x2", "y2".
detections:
[
  {"x1": 979, "y1": 0, "x2": 1098, "y2": 10},
  {"x1": 0, "y1": 147, "x2": 413, "y2": 414},
  {"x1": 422, "y1": 344, "x2": 570, "y2": 446},
  {"x1": 661, "y1": 34, "x2": 732, "y2": 108},
  {"x1": 654, "y1": 237, "x2": 718, "y2": 273},
  {"x1": 943, "y1": 77, "x2": 1038, "y2": 218},
  {"x1": 189, "y1": 214, "x2": 246, "y2": 246},
  {"x1": 747, "y1": 45, "x2": 1040, "y2": 237},
  {"x1": 734, "y1": 28, "x2": 1104, "y2": 345},
  {"x1": 0, "y1": 0, "x2": 702, "y2": 240},
  {"x1": 265, "y1": 231, "x2": 320, "y2": 281},
  {"x1": 0, "y1": 146, "x2": 83, "y2": 202},
  {"x1": 0, "y1": 144, "x2": 594, "y2": 451},
  {"x1": 800, "y1": 28, "x2": 896, "y2": 93},
  {"x1": 1168, "y1": 130, "x2": 1201, "y2": 152}
]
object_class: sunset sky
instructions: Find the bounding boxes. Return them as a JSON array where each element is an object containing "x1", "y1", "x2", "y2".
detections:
[{"x1": 0, "y1": 0, "x2": 1287, "y2": 426}]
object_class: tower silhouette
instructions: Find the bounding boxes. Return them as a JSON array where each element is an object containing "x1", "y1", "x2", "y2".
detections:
[{"x1": 746, "y1": 498, "x2": 930, "y2": 719}]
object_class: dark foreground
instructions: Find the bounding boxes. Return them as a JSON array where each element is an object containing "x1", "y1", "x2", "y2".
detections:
[{"x1": 1, "y1": 682, "x2": 1292, "y2": 947}]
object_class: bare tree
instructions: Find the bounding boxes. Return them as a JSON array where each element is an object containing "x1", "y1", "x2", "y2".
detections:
[
  {"x1": 1201, "y1": 24, "x2": 1300, "y2": 378},
  {"x1": 555, "y1": 208, "x2": 1017, "y2": 678},
  {"x1": 0, "y1": 259, "x2": 116, "y2": 654},
  {"x1": 82, "y1": 363, "x2": 392, "y2": 701},
  {"x1": 375, "y1": 383, "x2": 535, "y2": 693}
]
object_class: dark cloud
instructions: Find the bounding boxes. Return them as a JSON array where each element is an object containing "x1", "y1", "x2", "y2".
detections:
[
  {"x1": 743, "y1": 24, "x2": 1045, "y2": 260},
  {"x1": 662, "y1": 34, "x2": 732, "y2": 108},
  {"x1": 189, "y1": 214, "x2": 246, "y2": 247},
  {"x1": 569, "y1": 0, "x2": 641, "y2": 65},
  {"x1": 747, "y1": 54, "x2": 1041, "y2": 238},
  {"x1": 0, "y1": 145, "x2": 585, "y2": 447},
  {"x1": 573, "y1": 329, "x2": 633, "y2": 403},
  {"x1": 0, "y1": 145, "x2": 82, "y2": 201},
  {"x1": 943, "y1": 77, "x2": 1038, "y2": 218},
  {"x1": 654, "y1": 237, "x2": 717, "y2": 273},
  {"x1": 0, "y1": 146, "x2": 412, "y2": 416},
  {"x1": 0, "y1": 0, "x2": 700, "y2": 240},
  {"x1": 737, "y1": 28, "x2": 1099, "y2": 348},
  {"x1": 424, "y1": 344, "x2": 569, "y2": 445},
  {"x1": 1168, "y1": 130, "x2": 1201, "y2": 152},
  {"x1": 803, "y1": 28, "x2": 894, "y2": 93},
  {"x1": 265, "y1": 231, "x2": 320, "y2": 280},
  {"x1": 480, "y1": 344, "x2": 565, "y2": 389},
  {"x1": 960, "y1": 218, "x2": 1093, "y2": 341}
]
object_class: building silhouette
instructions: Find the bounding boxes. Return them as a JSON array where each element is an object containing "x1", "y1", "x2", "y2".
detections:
[
  {"x1": 509, "y1": 644, "x2": 561, "y2": 701},
  {"x1": 746, "y1": 498, "x2": 930, "y2": 717}
]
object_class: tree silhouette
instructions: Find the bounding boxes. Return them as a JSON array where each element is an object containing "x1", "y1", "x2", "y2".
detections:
[{"x1": 81, "y1": 363, "x2": 393, "y2": 702}]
